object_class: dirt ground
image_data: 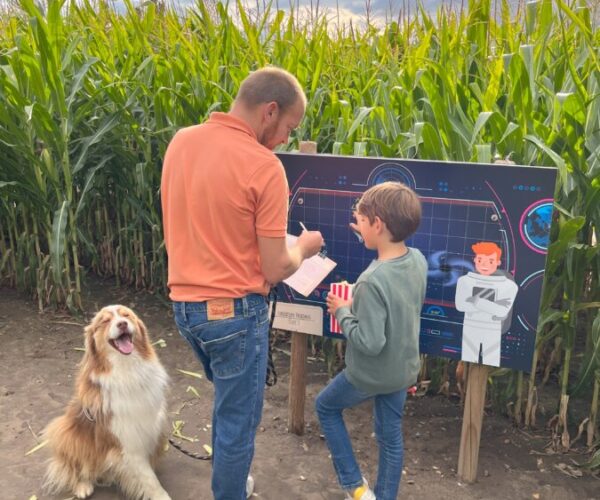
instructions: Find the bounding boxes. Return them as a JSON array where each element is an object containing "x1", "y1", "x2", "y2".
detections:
[{"x1": 1, "y1": 279, "x2": 598, "y2": 500}]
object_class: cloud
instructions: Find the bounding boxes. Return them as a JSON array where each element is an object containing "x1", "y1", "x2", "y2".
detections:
[{"x1": 233, "y1": 0, "x2": 406, "y2": 28}]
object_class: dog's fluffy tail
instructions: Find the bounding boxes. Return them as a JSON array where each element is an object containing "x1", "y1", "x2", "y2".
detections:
[
  {"x1": 42, "y1": 414, "x2": 103, "y2": 496},
  {"x1": 42, "y1": 417, "x2": 80, "y2": 495}
]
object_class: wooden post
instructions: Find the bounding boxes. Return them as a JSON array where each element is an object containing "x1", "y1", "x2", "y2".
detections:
[
  {"x1": 287, "y1": 140, "x2": 317, "y2": 436},
  {"x1": 458, "y1": 158, "x2": 510, "y2": 482},
  {"x1": 457, "y1": 362, "x2": 489, "y2": 482},
  {"x1": 288, "y1": 331, "x2": 307, "y2": 435}
]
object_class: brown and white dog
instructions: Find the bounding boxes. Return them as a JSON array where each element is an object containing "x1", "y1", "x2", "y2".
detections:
[{"x1": 43, "y1": 305, "x2": 171, "y2": 500}]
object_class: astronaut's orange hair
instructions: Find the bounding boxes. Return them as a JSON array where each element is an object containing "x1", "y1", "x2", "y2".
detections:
[{"x1": 472, "y1": 242, "x2": 502, "y2": 259}]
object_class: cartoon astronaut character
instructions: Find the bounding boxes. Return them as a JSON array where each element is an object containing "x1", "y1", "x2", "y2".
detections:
[{"x1": 455, "y1": 242, "x2": 519, "y2": 367}]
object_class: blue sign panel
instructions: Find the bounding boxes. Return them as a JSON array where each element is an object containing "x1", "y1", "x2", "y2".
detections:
[{"x1": 277, "y1": 153, "x2": 557, "y2": 372}]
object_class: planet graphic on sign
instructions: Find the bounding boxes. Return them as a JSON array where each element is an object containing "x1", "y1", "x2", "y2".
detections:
[
  {"x1": 520, "y1": 200, "x2": 553, "y2": 253},
  {"x1": 368, "y1": 163, "x2": 416, "y2": 189}
]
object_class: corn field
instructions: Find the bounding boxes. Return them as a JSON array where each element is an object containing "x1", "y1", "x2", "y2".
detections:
[{"x1": 0, "y1": 0, "x2": 598, "y2": 462}]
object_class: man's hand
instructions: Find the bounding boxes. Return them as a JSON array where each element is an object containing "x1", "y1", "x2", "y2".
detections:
[
  {"x1": 327, "y1": 291, "x2": 352, "y2": 315},
  {"x1": 296, "y1": 230, "x2": 324, "y2": 259},
  {"x1": 258, "y1": 230, "x2": 322, "y2": 285}
]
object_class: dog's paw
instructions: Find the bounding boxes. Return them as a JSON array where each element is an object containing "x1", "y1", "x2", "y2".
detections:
[
  {"x1": 74, "y1": 481, "x2": 94, "y2": 499},
  {"x1": 151, "y1": 489, "x2": 171, "y2": 500}
]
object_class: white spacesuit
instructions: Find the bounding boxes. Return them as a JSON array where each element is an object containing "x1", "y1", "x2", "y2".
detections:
[{"x1": 455, "y1": 272, "x2": 519, "y2": 367}]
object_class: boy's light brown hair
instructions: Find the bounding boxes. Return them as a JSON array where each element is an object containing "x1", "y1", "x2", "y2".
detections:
[{"x1": 357, "y1": 181, "x2": 422, "y2": 242}]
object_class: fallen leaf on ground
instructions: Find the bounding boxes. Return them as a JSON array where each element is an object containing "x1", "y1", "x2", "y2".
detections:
[
  {"x1": 171, "y1": 420, "x2": 198, "y2": 442},
  {"x1": 25, "y1": 439, "x2": 48, "y2": 456},
  {"x1": 177, "y1": 369, "x2": 203, "y2": 379},
  {"x1": 186, "y1": 385, "x2": 201, "y2": 398},
  {"x1": 554, "y1": 462, "x2": 583, "y2": 478}
]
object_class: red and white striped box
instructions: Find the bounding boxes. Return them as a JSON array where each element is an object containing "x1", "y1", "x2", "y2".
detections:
[{"x1": 329, "y1": 282, "x2": 353, "y2": 334}]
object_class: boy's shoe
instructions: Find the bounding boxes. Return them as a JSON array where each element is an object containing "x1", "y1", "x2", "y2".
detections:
[
  {"x1": 345, "y1": 477, "x2": 375, "y2": 500},
  {"x1": 246, "y1": 475, "x2": 255, "y2": 498}
]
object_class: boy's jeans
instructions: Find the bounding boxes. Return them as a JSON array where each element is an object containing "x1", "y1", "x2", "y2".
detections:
[
  {"x1": 315, "y1": 371, "x2": 407, "y2": 500},
  {"x1": 173, "y1": 295, "x2": 269, "y2": 500}
]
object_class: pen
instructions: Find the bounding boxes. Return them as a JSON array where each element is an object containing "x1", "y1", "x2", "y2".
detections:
[{"x1": 299, "y1": 221, "x2": 328, "y2": 257}]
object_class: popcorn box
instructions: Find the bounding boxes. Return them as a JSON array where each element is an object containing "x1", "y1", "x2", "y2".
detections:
[{"x1": 329, "y1": 282, "x2": 352, "y2": 334}]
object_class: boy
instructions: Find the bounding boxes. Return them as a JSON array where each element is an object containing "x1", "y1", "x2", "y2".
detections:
[{"x1": 316, "y1": 181, "x2": 427, "y2": 500}]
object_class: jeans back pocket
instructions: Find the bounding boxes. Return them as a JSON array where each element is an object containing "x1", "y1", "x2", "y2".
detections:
[{"x1": 199, "y1": 317, "x2": 249, "y2": 379}]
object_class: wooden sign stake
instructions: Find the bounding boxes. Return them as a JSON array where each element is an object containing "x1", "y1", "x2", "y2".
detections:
[
  {"x1": 287, "y1": 141, "x2": 317, "y2": 436},
  {"x1": 457, "y1": 362, "x2": 489, "y2": 483}
]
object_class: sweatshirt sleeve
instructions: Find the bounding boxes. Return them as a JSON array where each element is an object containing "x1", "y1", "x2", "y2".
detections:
[
  {"x1": 474, "y1": 280, "x2": 519, "y2": 318},
  {"x1": 455, "y1": 275, "x2": 478, "y2": 313},
  {"x1": 335, "y1": 281, "x2": 387, "y2": 356}
]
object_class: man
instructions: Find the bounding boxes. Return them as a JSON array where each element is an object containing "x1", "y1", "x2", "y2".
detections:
[
  {"x1": 161, "y1": 67, "x2": 324, "y2": 499},
  {"x1": 455, "y1": 242, "x2": 519, "y2": 367}
]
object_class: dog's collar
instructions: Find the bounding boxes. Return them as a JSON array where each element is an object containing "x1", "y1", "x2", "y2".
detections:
[{"x1": 81, "y1": 407, "x2": 96, "y2": 422}]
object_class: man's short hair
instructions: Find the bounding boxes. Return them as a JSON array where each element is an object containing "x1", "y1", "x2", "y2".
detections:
[
  {"x1": 357, "y1": 181, "x2": 422, "y2": 242},
  {"x1": 236, "y1": 67, "x2": 306, "y2": 113}
]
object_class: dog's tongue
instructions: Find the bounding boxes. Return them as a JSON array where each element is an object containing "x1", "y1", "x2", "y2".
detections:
[{"x1": 115, "y1": 335, "x2": 133, "y2": 355}]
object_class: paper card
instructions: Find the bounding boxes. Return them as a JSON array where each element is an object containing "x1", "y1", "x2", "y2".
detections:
[
  {"x1": 269, "y1": 302, "x2": 324, "y2": 336},
  {"x1": 329, "y1": 282, "x2": 353, "y2": 334},
  {"x1": 283, "y1": 235, "x2": 337, "y2": 297}
]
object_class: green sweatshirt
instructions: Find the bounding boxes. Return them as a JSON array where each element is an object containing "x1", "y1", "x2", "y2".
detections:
[{"x1": 335, "y1": 248, "x2": 427, "y2": 394}]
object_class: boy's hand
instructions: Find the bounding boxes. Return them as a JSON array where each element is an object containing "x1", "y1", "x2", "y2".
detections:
[
  {"x1": 327, "y1": 292, "x2": 352, "y2": 315},
  {"x1": 350, "y1": 209, "x2": 363, "y2": 242}
]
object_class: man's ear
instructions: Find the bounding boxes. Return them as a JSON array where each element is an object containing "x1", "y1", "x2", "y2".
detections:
[{"x1": 265, "y1": 101, "x2": 278, "y2": 120}]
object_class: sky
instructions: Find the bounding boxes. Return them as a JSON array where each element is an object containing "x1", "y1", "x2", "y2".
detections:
[
  {"x1": 252, "y1": 0, "x2": 447, "y2": 25},
  {"x1": 184, "y1": 0, "x2": 451, "y2": 28},
  {"x1": 0, "y1": 0, "x2": 529, "y2": 27}
]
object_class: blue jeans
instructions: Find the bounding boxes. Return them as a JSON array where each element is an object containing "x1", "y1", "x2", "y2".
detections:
[
  {"x1": 315, "y1": 371, "x2": 407, "y2": 500},
  {"x1": 173, "y1": 294, "x2": 269, "y2": 500}
]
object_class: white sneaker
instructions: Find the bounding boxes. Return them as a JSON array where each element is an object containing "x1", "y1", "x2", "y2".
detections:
[
  {"x1": 344, "y1": 477, "x2": 375, "y2": 500},
  {"x1": 246, "y1": 475, "x2": 254, "y2": 499}
]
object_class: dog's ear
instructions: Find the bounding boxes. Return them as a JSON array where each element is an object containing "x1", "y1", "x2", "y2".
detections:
[
  {"x1": 133, "y1": 314, "x2": 154, "y2": 359},
  {"x1": 84, "y1": 322, "x2": 98, "y2": 356},
  {"x1": 84, "y1": 310, "x2": 104, "y2": 356},
  {"x1": 136, "y1": 316, "x2": 149, "y2": 341}
]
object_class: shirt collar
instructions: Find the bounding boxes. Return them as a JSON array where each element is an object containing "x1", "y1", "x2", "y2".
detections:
[{"x1": 208, "y1": 112, "x2": 257, "y2": 141}]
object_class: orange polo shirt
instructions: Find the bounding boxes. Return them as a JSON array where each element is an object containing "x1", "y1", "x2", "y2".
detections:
[{"x1": 161, "y1": 113, "x2": 289, "y2": 301}]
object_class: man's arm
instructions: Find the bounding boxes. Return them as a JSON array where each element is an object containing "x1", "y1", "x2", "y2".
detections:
[
  {"x1": 474, "y1": 279, "x2": 519, "y2": 319},
  {"x1": 455, "y1": 276, "x2": 478, "y2": 313},
  {"x1": 258, "y1": 230, "x2": 323, "y2": 285}
]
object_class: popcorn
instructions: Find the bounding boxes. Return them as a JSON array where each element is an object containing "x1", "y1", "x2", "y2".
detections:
[{"x1": 329, "y1": 281, "x2": 352, "y2": 334}]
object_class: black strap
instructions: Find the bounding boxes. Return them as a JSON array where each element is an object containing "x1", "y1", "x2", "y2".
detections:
[
  {"x1": 266, "y1": 287, "x2": 278, "y2": 386},
  {"x1": 168, "y1": 437, "x2": 212, "y2": 461}
]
